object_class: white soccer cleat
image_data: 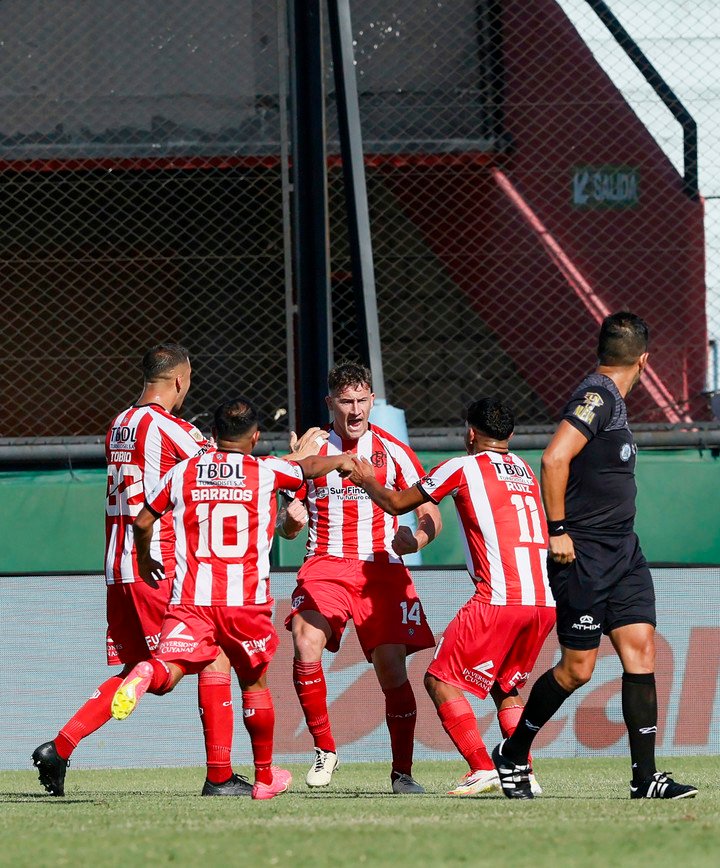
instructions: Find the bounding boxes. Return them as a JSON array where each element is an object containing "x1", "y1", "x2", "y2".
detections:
[
  {"x1": 447, "y1": 768, "x2": 501, "y2": 796},
  {"x1": 391, "y1": 772, "x2": 425, "y2": 794},
  {"x1": 529, "y1": 772, "x2": 543, "y2": 796},
  {"x1": 306, "y1": 748, "x2": 339, "y2": 787}
]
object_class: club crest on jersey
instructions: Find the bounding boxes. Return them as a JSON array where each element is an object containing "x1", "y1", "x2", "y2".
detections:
[
  {"x1": 573, "y1": 391, "x2": 604, "y2": 425},
  {"x1": 371, "y1": 450, "x2": 386, "y2": 468}
]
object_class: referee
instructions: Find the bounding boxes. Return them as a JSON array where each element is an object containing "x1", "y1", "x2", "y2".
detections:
[{"x1": 492, "y1": 312, "x2": 698, "y2": 800}]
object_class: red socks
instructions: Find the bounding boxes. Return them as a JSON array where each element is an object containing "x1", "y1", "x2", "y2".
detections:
[
  {"x1": 293, "y1": 660, "x2": 336, "y2": 753},
  {"x1": 438, "y1": 697, "x2": 494, "y2": 772},
  {"x1": 198, "y1": 671, "x2": 234, "y2": 784},
  {"x1": 55, "y1": 674, "x2": 124, "y2": 760},
  {"x1": 243, "y1": 689, "x2": 275, "y2": 786},
  {"x1": 383, "y1": 680, "x2": 417, "y2": 776}
]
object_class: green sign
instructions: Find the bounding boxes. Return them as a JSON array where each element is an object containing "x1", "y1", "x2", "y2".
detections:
[{"x1": 572, "y1": 165, "x2": 639, "y2": 208}]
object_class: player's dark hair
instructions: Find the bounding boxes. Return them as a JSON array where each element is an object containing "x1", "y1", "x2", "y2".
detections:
[
  {"x1": 214, "y1": 397, "x2": 260, "y2": 440},
  {"x1": 465, "y1": 397, "x2": 514, "y2": 441},
  {"x1": 598, "y1": 312, "x2": 649, "y2": 366},
  {"x1": 142, "y1": 343, "x2": 190, "y2": 382},
  {"x1": 328, "y1": 360, "x2": 372, "y2": 394}
]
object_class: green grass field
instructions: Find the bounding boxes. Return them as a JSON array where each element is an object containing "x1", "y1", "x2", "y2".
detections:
[{"x1": 1, "y1": 757, "x2": 718, "y2": 867}]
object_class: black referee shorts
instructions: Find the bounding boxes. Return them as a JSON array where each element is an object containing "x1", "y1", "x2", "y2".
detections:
[{"x1": 547, "y1": 532, "x2": 656, "y2": 650}]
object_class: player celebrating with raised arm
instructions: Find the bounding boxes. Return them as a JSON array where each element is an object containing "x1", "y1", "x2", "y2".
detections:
[
  {"x1": 283, "y1": 361, "x2": 441, "y2": 794},
  {"x1": 492, "y1": 313, "x2": 697, "y2": 800},
  {"x1": 348, "y1": 398, "x2": 555, "y2": 797},
  {"x1": 110, "y1": 397, "x2": 355, "y2": 800}
]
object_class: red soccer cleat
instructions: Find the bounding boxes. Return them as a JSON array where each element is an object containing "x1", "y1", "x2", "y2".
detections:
[{"x1": 251, "y1": 767, "x2": 293, "y2": 800}]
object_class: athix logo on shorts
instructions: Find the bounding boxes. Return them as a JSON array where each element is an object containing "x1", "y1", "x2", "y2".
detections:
[{"x1": 572, "y1": 614, "x2": 602, "y2": 631}]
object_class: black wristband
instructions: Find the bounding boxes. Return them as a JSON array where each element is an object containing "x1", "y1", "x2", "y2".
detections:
[{"x1": 547, "y1": 520, "x2": 568, "y2": 537}]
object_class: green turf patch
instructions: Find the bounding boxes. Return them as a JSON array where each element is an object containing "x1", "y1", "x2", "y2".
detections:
[{"x1": 2, "y1": 757, "x2": 718, "y2": 867}]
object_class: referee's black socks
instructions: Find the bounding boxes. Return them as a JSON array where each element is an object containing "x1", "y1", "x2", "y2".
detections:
[
  {"x1": 622, "y1": 671, "x2": 658, "y2": 783},
  {"x1": 502, "y1": 668, "x2": 572, "y2": 764}
]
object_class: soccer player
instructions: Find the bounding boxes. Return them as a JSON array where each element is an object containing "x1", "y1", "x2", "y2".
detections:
[
  {"x1": 348, "y1": 398, "x2": 555, "y2": 797},
  {"x1": 32, "y1": 344, "x2": 322, "y2": 798},
  {"x1": 491, "y1": 313, "x2": 698, "y2": 799},
  {"x1": 283, "y1": 361, "x2": 441, "y2": 793},
  {"x1": 110, "y1": 397, "x2": 355, "y2": 800}
]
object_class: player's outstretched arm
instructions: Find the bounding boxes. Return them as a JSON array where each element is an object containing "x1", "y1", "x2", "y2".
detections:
[
  {"x1": 295, "y1": 452, "x2": 355, "y2": 479},
  {"x1": 132, "y1": 506, "x2": 165, "y2": 588},
  {"x1": 349, "y1": 456, "x2": 428, "y2": 516}
]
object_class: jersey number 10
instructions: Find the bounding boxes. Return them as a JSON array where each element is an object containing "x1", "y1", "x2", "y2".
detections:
[{"x1": 195, "y1": 502, "x2": 250, "y2": 558}]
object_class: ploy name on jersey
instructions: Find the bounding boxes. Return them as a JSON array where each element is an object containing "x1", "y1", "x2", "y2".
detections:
[{"x1": 191, "y1": 487, "x2": 254, "y2": 502}]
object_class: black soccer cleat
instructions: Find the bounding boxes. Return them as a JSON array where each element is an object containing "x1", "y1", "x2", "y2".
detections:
[
  {"x1": 201, "y1": 773, "x2": 253, "y2": 797},
  {"x1": 32, "y1": 741, "x2": 69, "y2": 797},
  {"x1": 630, "y1": 771, "x2": 698, "y2": 800},
  {"x1": 492, "y1": 740, "x2": 534, "y2": 800}
]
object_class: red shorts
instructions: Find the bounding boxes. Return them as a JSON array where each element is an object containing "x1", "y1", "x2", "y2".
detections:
[
  {"x1": 426, "y1": 595, "x2": 556, "y2": 699},
  {"x1": 285, "y1": 554, "x2": 435, "y2": 661},
  {"x1": 157, "y1": 602, "x2": 279, "y2": 684},
  {"x1": 106, "y1": 580, "x2": 171, "y2": 666}
]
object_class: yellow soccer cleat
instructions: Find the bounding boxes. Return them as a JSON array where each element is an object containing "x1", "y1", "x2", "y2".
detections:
[{"x1": 111, "y1": 661, "x2": 154, "y2": 720}]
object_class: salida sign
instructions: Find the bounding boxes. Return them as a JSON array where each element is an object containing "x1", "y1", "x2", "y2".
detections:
[{"x1": 572, "y1": 165, "x2": 639, "y2": 208}]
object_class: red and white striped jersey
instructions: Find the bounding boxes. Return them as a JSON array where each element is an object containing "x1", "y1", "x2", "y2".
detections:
[
  {"x1": 146, "y1": 450, "x2": 305, "y2": 606},
  {"x1": 419, "y1": 451, "x2": 554, "y2": 607},
  {"x1": 297, "y1": 424, "x2": 425, "y2": 562},
  {"x1": 104, "y1": 404, "x2": 208, "y2": 585}
]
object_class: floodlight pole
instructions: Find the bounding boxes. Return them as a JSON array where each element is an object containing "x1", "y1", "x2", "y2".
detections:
[
  {"x1": 289, "y1": 0, "x2": 333, "y2": 429},
  {"x1": 327, "y1": 0, "x2": 386, "y2": 401}
]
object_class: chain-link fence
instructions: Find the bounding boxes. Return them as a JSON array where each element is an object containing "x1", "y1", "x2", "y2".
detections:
[
  {"x1": 0, "y1": 2, "x2": 290, "y2": 438},
  {"x1": 1, "y1": 1, "x2": 719, "y2": 439}
]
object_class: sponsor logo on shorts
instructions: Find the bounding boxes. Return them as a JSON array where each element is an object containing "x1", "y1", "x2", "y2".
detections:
[
  {"x1": 572, "y1": 614, "x2": 602, "y2": 632},
  {"x1": 145, "y1": 631, "x2": 161, "y2": 651},
  {"x1": 160, "y1": 622, "x2": 199, "y2": 654},
  {"x1": 508, "y1": 670, "x2": 531, "y2": 688},
  {"x1": 166, "y1": 623, "x2": 195, "y2": 641},
  {"x1": 243, "y1": 708, "x2": 256, "y2": 718},
  {"x1": 241, "y1": 634, "x2": 272, "y2": 656},
  {"x1": 463, "y1": 659, "x2": 494, "y2": 691}
]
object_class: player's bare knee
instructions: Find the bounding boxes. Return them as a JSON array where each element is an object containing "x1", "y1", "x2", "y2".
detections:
[
  {"x1": 292, "y1": 622, "x2": 325, "y2": 662},
  {"x1": 555, "y1": 660, "x2": 593, "y2": 692}
]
